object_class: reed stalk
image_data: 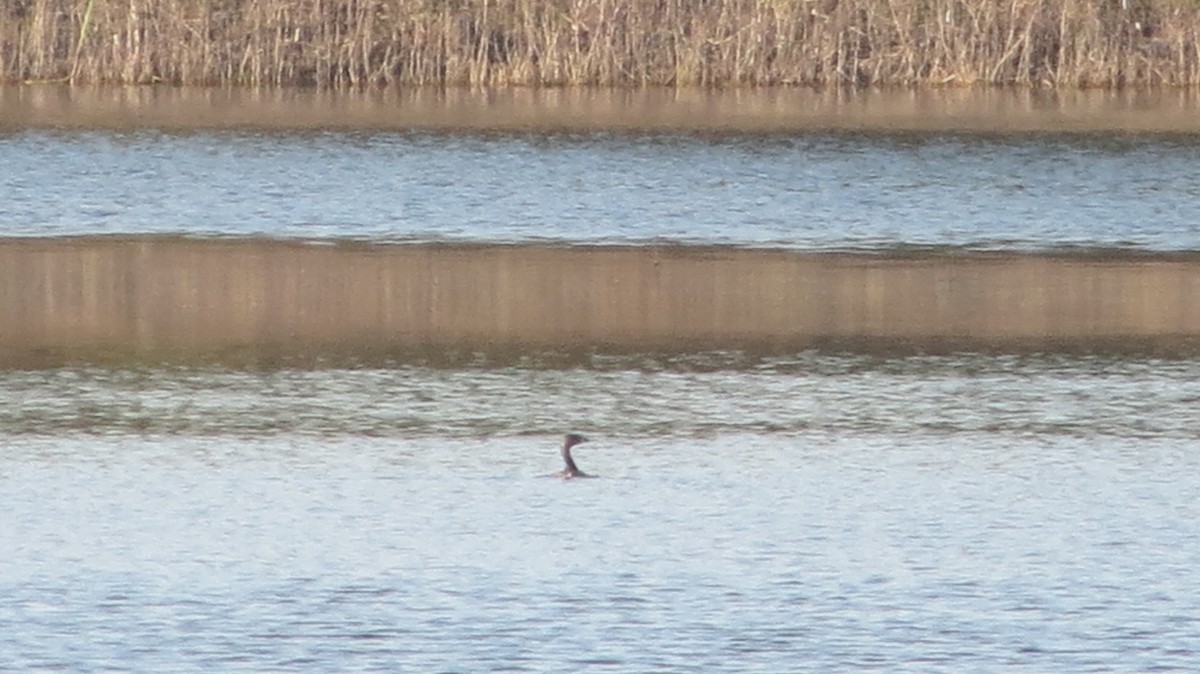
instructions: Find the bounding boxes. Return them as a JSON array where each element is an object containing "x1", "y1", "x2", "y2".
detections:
[
  {"x1": 2, "y1": 0, "x2": 1199, "y2": 87},
  {"x1": 67, "y1": 0, "x2": 95, "y2": 82}
]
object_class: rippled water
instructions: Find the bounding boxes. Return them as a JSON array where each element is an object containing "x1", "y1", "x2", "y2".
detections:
[
  {"x1": 5, "y1": 87, "x2": 1200, "y2": 670},
  {"x1": 5, "y1": 130, "x2": 1200, "y2": 250},
  {"x1": 3, "y1": 355, "x2": 1200, "y2": 439},
  {"x1": 3, "y1": 356, "x2": 1199, "y2": 671}
]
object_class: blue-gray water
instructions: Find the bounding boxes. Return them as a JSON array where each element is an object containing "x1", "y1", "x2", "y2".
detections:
[
  {"x1": 4, "y1": 130, "x2": 1200, "y2": 250},
  {"x1": 3, "y1": 356, "x2": 1199, "y2": 672},
  {"x1": 5, "y1": 89, "x2": 1200, "y2": 670}
]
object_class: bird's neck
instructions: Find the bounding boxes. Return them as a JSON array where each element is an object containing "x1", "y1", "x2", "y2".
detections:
[{"x1": 561, "y1": 446, "x2": 580, "y2": 473}]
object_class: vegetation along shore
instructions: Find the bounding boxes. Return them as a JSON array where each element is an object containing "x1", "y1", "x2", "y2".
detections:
[{"x1": 2, "y1": 0, "x2": 1198, "y2": 88}]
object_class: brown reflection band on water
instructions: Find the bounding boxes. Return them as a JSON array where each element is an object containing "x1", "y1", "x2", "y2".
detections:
[
  {"x1": 2, "y1": 236, "x2": 1200, "y2": 367},
  {"x1": 5, "y1": 86, "x2": 1200, "y2": 133}
]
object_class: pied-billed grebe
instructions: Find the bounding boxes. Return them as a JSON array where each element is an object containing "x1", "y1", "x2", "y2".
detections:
[{"x1": 550, "y1": 433, "x2": 593, "y2": 479}]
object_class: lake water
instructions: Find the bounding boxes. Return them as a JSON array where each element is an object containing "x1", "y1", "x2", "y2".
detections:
[
  {"x1": 3, "y1": 86, "x2": 1200, "y2": 250},
  {"x1": 6, "y1": 128, "x2": 1200, "y2": 251},
  {"x1": 3, "y1": 87, "x2": 1200, "y2": 671},
  {"x1": 2, "y1": 356, "x2": 1199, "y2": 672}
]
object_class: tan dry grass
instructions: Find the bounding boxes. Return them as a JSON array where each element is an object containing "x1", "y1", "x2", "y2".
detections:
[{"x1": 1, "y1": 0, "x2": 1198, "y2": 87}]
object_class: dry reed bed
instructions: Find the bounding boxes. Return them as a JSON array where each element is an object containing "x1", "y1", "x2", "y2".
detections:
[{"x1": 1, "y1": 0, "x2": 1198, "y2": 88}]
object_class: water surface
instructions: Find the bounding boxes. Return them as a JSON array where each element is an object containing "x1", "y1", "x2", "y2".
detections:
[
  {"x1": 5, "y1": 130, "x2": 1200, "y2": 251},
  {"x1": 3, "y1": 86, "x2": 1200, "y2": 251},
  {"x1": 4, "y1": 85, "x2": 1200, "y2": 671},
  {"x1": 2, "y1": 356, "x2": 1199, "y2": 672}
]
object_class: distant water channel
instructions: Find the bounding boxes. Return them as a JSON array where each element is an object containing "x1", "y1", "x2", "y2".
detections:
[
  {"x1": 3, "y1": 355, "x2": 1200, "y2": 672},
  {"x1": 3, "y1": 86, "x2": 1200, "y2": 250},
  {"x1": 4, "y1": 87, "x2": 1200, "y2": 671}
]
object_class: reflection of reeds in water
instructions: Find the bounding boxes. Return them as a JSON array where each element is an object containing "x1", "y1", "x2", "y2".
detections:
[
  {"x1": 1, "y1": 0, "x2": 1198, "y2": 88},
  {"x1": 4, "y1": 238, "x2": 1200, "y2": 366}
]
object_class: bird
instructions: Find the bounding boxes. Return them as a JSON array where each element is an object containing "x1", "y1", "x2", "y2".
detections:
[{"x1": 550, "y1": 433, "x2": 593, "y2": 479}]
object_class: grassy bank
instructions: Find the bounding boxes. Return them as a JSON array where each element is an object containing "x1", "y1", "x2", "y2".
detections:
[
  {"x1": 1, "y1": 0, "x2": 1198, "y2": 88},
  {"x1": 3, "y1": 237, "x2": 1200, "y2": 367}
]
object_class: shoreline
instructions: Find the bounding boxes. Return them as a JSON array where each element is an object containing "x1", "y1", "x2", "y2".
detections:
[
  {"x1": 7, "y1": 83, "x2": 1200, "y2": 132},
  {"x1": 6, "y1": 85, "x2": 1200, "y2": 134}
]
